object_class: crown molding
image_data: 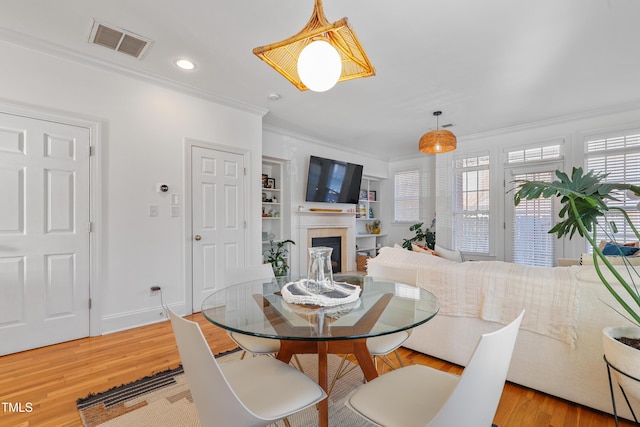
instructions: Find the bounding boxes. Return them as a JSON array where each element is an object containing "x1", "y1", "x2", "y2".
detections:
[
  {"x1": 459, "y1": 101, "x2": 640, "y2": 143},
  {"x1": 0, "y1": 26, "x2": 268, "y2": 117}
]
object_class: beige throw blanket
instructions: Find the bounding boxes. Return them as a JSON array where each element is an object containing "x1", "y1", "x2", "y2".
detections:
[{"x1": 416, "y1": 261, "x2": 579, "y2": 347}]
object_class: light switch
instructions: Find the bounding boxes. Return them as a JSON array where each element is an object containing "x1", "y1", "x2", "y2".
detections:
[
  {"x1": 171, "y1": 193, "x2": 179, "y2": 205},
  {"x1": 149, "y1": 204, "x2": 159, "y2": 217}
]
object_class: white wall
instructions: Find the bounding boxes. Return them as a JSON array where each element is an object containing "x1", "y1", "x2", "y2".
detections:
[
  {"x1": 0, "y1": 41, "x2": 264, "y2": 333},
  {"x1": 263, "y1": 127, "x2": 388, "y2": 276}
]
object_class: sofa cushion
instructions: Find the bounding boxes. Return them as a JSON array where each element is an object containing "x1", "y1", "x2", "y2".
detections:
[
  {"x1": 602, "y1": 242, "x2": 640, "y2": 256},
  {"x1": 580, "y1": 253, "x2": 640, "y2": 266},
  {"x1": 434, "y1": 244, "x2": 464, "y2": 263},
  {"x1": 411, "y1": 243, "x2": 436, "y2": 255}
]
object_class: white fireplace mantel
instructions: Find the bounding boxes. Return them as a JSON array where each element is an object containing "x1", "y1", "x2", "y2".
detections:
[{"x1": 297, "y1": 211, "x2": 356, "y2": 273}]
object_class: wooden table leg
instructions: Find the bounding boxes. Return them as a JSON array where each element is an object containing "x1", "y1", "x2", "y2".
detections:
[
  {"x1": 317, "y1": 340, "x2": 329, "y2": 427},
  {"x1": 351, "y1": 339, "x2": 379, "y2": 382}
]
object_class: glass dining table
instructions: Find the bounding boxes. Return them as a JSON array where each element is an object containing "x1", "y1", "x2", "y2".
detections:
[{"x1": 201, "y1": 275, "x2": 440, "y2": 427}]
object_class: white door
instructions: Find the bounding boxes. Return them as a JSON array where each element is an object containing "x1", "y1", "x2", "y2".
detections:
[
  {"x1": 0, "y1": 113, "x2": 90, "y2": 355},
  {"x1": 191, "y1": 146, "x2": 245, "y2": 311},
  {"x1": 505, "y1": 164, "x2": 562, "y2": 267}
]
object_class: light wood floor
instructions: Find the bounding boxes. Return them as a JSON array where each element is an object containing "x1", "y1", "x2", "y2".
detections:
[{"x1": 0, "y1": 313, "x2": 634, "y2": 427}]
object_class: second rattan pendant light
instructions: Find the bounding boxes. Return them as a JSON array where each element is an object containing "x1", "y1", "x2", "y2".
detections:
[
  {"x1": 419, "y1": 111, "x2": 457, "y2": 154},
  {"x1": 253, "y1": 0, "x2": 375, "y2": 92}
]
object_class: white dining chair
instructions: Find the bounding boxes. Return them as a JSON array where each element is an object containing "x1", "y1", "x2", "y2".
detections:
[
  {"x1": 346, "y1": 310, "x2": 525, "y2": 427},
  {"x1": 225, "y1": 265, "x2": 280, "y2": 359},
  {"x1": 329, "y1": 275, "x2": 414, "y2": 394},
  {"x1": 168, "y1": 309, "x2": 326, "y2": 427}
]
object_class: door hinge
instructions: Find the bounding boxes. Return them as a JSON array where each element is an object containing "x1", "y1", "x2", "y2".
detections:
[
  {"x1": 244, "y1": 167, "x2": 247, "y2": 176},
  {"x1": 89, "y1": 222, "x2": 93, "y2": 233},
  {"x1": 89, "y1": 146, "x2": 94, "y2": 157},
  {"x1": 244, "y1": 221, "x2": 247, "y2": 229},
  {"x1": 89, "y1": 298, "x2": 92, "y2": 309}
]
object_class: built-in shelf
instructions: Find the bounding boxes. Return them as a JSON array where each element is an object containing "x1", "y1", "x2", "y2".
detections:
[{"x1": 355, "y1": 176, "x2": 386, "y2": 260}]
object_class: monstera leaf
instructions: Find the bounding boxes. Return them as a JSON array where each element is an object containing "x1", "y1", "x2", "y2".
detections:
[{"x1": 514, "y1": 167, "x2": 640, "y2": 326}]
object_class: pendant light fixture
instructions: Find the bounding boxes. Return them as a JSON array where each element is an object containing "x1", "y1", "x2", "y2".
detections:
[
  {"x1": 419, "y1": 111, "x2": 457, "y2": 154},
  {"x1": 253, "y1": 0, "x2": 375, "y2": 92}
]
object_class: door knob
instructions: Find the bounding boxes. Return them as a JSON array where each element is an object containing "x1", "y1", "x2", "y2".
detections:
[{"x1": 194, "y1": 235, "x2": 202, "y2": 241}]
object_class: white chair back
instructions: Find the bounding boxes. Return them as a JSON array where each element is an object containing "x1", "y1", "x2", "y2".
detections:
[
  {"x1": 226, "y1": 264, "x2": 274, "y2": 285},
  {"x1": 168, "y1": 310, "x2": 262, "y2": 427},
  {"x1": 428, "y1": 310, "x2": 525, "y2": 427}
]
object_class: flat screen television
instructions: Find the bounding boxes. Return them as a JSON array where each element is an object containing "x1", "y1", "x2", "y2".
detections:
[{"x1": 305, "y1": 155, "x2": 364, "y2": 204}]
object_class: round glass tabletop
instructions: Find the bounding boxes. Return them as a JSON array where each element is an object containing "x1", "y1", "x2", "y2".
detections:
[{"x1": 201, "y1": 275, "x2": 440, "y2": 341}]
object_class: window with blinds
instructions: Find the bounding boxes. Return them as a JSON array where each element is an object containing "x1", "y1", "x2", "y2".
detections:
[
  {"x1": 452, "y1": 154, "x2": 490, "y2": 253},
  {"x1": 507, "y1": 144, "x2": 562, "y2": 164},
  {"x1": 393, "y1": 170, "x2": 420, "y2": 223},
  {"x1": 505, "y1": 142, "x2": 562, "y2": 266},
  {"x1": 511, "y1": 170, "x2": 555, "y2": 266},
  {"x1": 585, "y1": 130, "x2": 640, "y2": 244}
]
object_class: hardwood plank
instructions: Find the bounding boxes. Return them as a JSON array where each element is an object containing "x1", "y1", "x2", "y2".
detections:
[{"x1": 0, "y1": 314, "x2": 635, "y2": 426}]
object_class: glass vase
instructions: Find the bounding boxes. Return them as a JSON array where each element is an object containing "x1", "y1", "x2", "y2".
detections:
[{"x1": 305, "y1": 246, "x2": 334, "y2": 294}]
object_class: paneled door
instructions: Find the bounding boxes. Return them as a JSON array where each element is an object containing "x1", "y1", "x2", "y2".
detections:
[
  {"x1": 191, "y1": 146, "x2": 245, "y2": 312},
  {"x1": 0, "y1": 112, "x2": 91, "y2": 355}
]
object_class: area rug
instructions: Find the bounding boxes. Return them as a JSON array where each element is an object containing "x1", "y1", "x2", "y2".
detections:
[{"x1": 77, "y1": 349, "x2": 375, "y2": 427}]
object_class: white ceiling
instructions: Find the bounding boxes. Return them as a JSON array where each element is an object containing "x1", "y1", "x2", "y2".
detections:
[{"x1": 1, "y1": 0, "x2": 640, "y2": 160}]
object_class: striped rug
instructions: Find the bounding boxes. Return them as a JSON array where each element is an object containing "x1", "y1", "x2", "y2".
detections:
[{"x1": 77, "y1": 350, "x2": 376, "y2": 427}]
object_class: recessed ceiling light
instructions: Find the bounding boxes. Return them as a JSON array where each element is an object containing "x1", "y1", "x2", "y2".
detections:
[
  {"x1": 267, "y1": 93, "x2": 281, "y2": 101},
  {"x1": 175, "y1": 59, "x2": 196, "y2": 70}
]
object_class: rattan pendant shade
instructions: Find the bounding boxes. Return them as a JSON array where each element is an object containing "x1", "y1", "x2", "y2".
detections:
[
  {"x1": 253, "y1": 0, "x2": 375, "y2": 91},
  {"x1": 419, "y1": 111, "x2": 457, "y2": 154}
]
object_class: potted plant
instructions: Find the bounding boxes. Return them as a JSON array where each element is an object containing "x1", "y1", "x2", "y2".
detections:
[
  {"x1": 401, "y1": 222, "x2": 436, "y2": 250},
  {"x1": 513, "y1": 167, "x2": 640, "y2": 403},
  {"x1": 265, "y1": 239, "x2": 295, "y2": 277}
]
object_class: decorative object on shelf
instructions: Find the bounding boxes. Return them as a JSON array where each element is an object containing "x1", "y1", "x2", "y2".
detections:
[
  {"x1": 368, "y1": 191, "x2": 376, "y2": 201},
  {"x1": 513, "y1": 167, "x2": 640, "y2": 408},
  {"x1": 365, "y1": 220, "x2": 381, "y2": 235},
  {"x1": 419, "y1": 111, "x2": 457, "y2": 154},
  {"x1": 272, "y1": 195, "x2": 277, "y2": 203},
  {"x1": 266, "y1": 178, "x2": 276, "y2": 189},
  {"x1": 309, "y1": 208, "x2": 342, "y2": 212},
  {"x1": 252, "y1": 0, "x2": 375, "y2": 92},
  {"x1": 262, "y1": 192, "x2": 267, "y2": 201},
  {"x1": 262, "y1": 174, "x2": 268, "y2": 188},
  {"x1": 265, "y1": 239, "x2": 295, "y2": 277},
  {"x1": 359, "y1": 189, "x2": 368, "y2": 201},
  {"x1": 372, "y1": 219, "x2": 381, "y2": 234},
  {"x1": 401, "y1": 222, "x2": 436, "y2": 250},
  {"x1": 369, "y1": 207, "x2": 374, "y2": 219}
]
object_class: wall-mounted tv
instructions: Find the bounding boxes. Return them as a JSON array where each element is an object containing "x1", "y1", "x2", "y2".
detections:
[{"x1": 305, "y1": 155, "x2": 364, "y2": 204}]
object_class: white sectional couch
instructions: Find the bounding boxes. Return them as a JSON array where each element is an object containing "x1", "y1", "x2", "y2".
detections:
[{"x1": 366, "y1": 246, "x2": 638, "y2": 419}]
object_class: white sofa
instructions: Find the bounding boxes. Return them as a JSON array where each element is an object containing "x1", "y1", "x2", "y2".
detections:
[{"x1": 366, "y1": 246, "x2": 639, "y2": 419}]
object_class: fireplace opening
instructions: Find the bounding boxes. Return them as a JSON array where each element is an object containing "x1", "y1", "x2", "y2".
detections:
[{"x1": 311, "y1": 236, "x2": 342, "y2": 273}]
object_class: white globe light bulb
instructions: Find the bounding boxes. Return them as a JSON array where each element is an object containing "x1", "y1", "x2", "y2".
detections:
[{"x1": 297, "y1": 40, "x2": 342, "y2": 92}]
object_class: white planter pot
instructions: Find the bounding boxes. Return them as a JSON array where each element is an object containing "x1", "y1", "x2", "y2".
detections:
[{"x1": 603, "y1": 326, "x2": 640, "y2": 404}]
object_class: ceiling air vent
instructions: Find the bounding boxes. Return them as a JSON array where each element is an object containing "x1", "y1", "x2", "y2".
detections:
[{"x1": 88, "y1": 20, "x2": 153, "y2": 59}]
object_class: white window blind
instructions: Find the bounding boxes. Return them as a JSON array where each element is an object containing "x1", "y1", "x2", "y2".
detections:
[
  {"x1": 586, "y1": 131, "x2": 640, "y2": 244},
  {"x1": 394, "y1": 170, "x2": 420, "y2": 222},
  {"x1": 507, "y1": 144, "x2": 562, "y2": 164},
  {"x1": 452, "y1": 155, "x2": 490, "y2": 253},
  {"x1": 511, "y1": 170, "x2": 555, "y2": 266}
]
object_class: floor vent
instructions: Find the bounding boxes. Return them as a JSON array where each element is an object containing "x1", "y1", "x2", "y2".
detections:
[{"x1": 88, "y1": 20, "x2": 153, "y2": 59}]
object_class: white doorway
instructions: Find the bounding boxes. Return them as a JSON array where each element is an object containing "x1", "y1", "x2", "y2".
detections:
[
  {"x1": 0, "y1": 112, "x2": 91, "y2": 355},
  {"x1": 189, "y1": 143, "x2": 247, "y2": 312}
]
